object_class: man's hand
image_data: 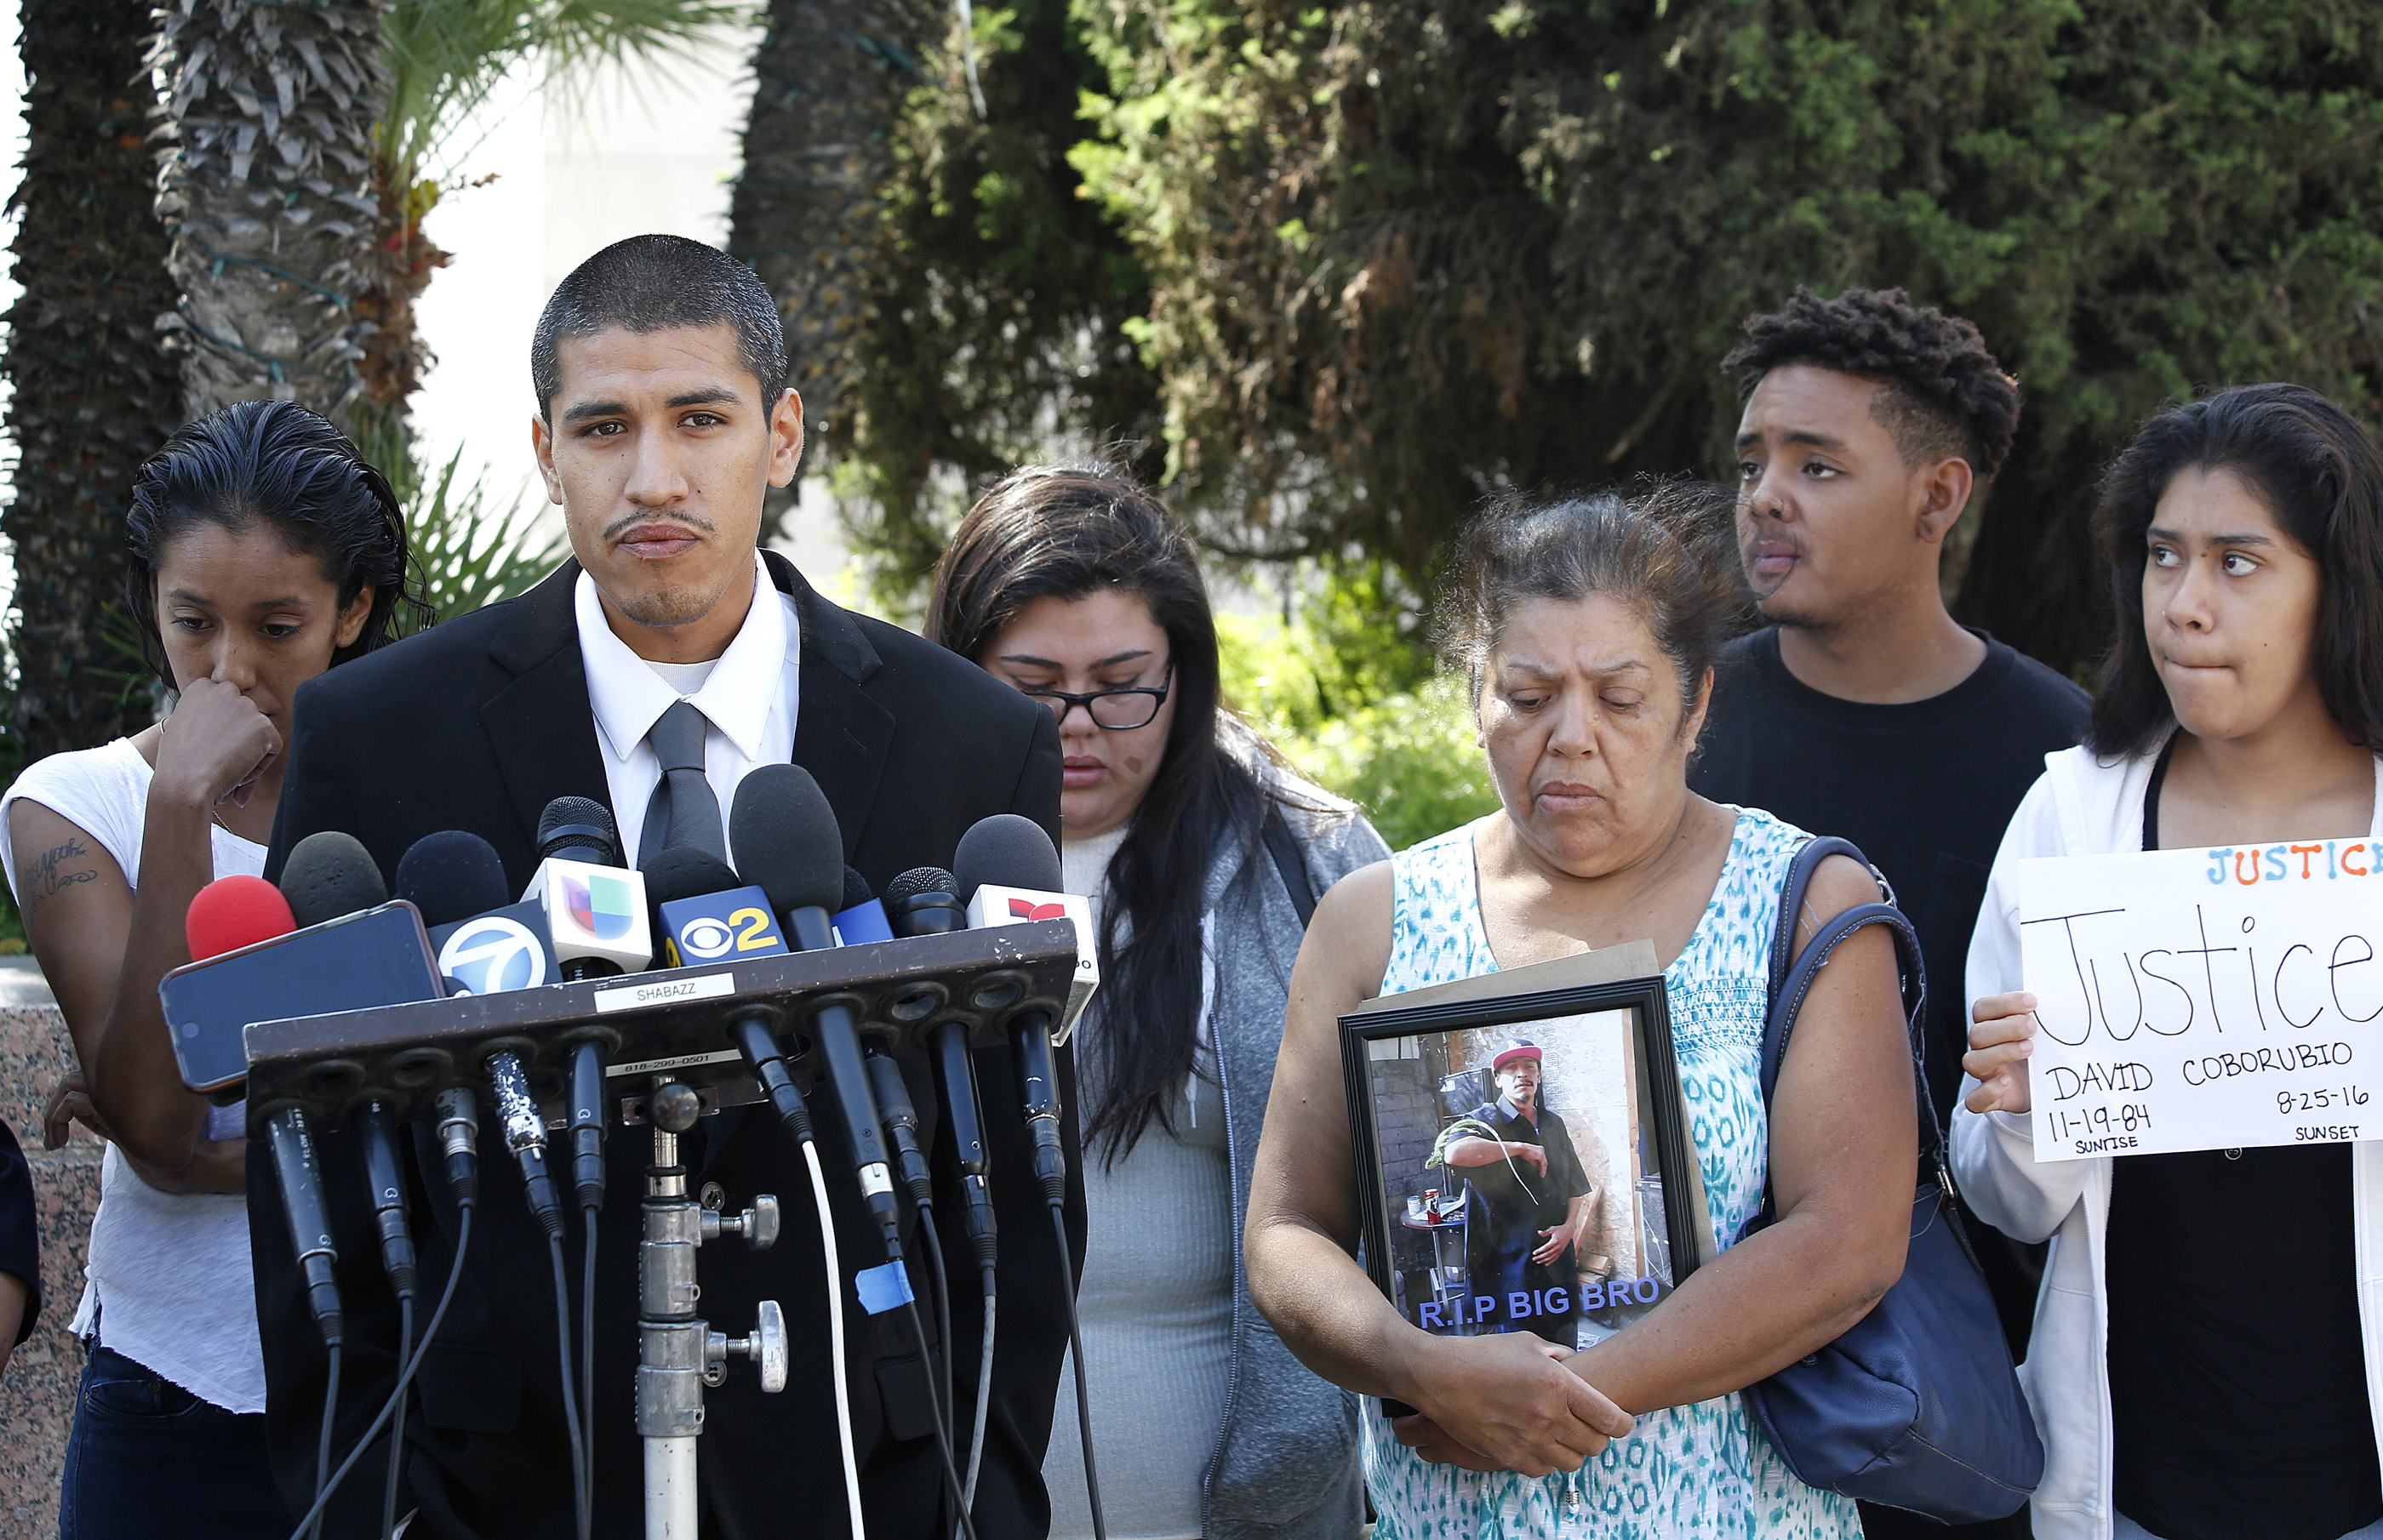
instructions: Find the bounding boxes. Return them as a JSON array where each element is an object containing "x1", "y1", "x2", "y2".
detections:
[
  {"x1": 1401, "y1": 1332, "x2": 1634, "y2": 1477},
  {"x1": 1508, "y1": 1141, "x2": 1548, "y2": 1177},
  {"x1": 1530, "y1": 1221, "x2": 1576, "y2": 1268},
  {"x1": 1963, "y1": 992, "x2": 2038, "y2": 1115}
]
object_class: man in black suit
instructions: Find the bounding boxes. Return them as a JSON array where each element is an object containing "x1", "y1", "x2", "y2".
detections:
[{"x1": 254, "y1": 235, "x2": 1076, "y2": 1538}]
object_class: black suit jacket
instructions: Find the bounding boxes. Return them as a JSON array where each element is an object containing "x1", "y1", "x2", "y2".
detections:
[{"x1": 253, "y1": 554, "x2": 1080, "y2": 1539}]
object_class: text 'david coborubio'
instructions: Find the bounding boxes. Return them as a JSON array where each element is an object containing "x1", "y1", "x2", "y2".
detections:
[{"x1": 2008, "y1": 842, "x2": 2383, "y2": 1161}]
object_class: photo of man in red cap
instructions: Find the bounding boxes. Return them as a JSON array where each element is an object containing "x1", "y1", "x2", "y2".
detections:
[{"x1": 1439, "y1": 1041, "x2": 1597, "y2": 1346}]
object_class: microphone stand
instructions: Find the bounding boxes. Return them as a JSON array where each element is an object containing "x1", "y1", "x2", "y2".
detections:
[{"x1": 637, "y1": 1081, "x2": 785, "y2": 1540}]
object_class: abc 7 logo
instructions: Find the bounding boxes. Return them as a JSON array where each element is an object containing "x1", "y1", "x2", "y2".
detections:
[{"x1": 677, "y1": 915, "x2": 738, "y2": 961}]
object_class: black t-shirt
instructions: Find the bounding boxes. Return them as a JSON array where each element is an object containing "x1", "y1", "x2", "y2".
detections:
[
  {"x1": 1688, "y1": 626, "x2": 2089, "y2": 1124},
  {"x1": 2102, "y1": 743, "x2": 2382, "y2": 1540},
  {"x1": 1461, "y1": 1097, "x2": 1592, "y2": 1235}
]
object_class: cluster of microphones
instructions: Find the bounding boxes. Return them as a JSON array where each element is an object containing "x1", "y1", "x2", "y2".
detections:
[{"x1": 161, "y1": 762, "x2": 1100, "y2": 1540}]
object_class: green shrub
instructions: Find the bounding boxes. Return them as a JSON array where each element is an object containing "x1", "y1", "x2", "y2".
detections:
[{"x1": 1220, "y1": 607, "x2": 1498, "y2": 853}]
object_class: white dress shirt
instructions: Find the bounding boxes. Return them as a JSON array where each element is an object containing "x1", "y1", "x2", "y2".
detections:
[{"x1": 575, "y1": 551, "x2": 801, "y2": 868}]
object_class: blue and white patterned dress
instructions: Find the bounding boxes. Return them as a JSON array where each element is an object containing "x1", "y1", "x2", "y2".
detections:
[{"x1": 1364, "y1": 809, "x2": 1862, "y2": 1540}]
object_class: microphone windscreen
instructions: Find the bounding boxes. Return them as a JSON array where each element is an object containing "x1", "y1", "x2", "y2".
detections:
[
  {"x1": 186, "y1": 875, "x2": 297, "y2": 961},
  {"x1": 642, "y1": 846, "x2": 740, "y2": 909},
  {"x1": 841, "y1": 866, "x2": 874, "y2": 914},
  {"x1": 885, "y1": 866, "x2": 958, "y2": 905},
  {"x1": 537, "y1": 796, "x2": 619, "y2": 865},
  {"x1": 954, "y1": 814, "x2": 1062, "y2": 901},
  {"x1": 281, "y1": 830, "x2": 388, "y2": 928},
  {"x1": 393, "y1": 830, "x2": 509, "y2": 927},
  {"x1": 729, "y1": 763, "x2": 843, "y2": 917}
]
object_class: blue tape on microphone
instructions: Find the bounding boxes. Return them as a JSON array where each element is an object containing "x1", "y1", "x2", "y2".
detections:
[{"x1": 854, "y1": 1260, "x2": 916, "y2": 1315}]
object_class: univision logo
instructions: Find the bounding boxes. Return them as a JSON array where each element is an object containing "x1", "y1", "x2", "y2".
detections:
[
  {"x1": 563, "y1": 871, "x2": 637, "y2": 941},
  {"x1": 437, "y1": 917, "x2": 547, "y2": 995}
]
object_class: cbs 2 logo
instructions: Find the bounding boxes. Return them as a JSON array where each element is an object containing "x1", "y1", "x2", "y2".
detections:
[{"x1": 677, "y1": 907, "x2": 780, "y2": 960}]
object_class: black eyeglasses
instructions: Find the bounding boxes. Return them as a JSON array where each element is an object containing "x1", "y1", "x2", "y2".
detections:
[{"x1": 1021, "y1": 664, "x2": 1174, "y2": 730}]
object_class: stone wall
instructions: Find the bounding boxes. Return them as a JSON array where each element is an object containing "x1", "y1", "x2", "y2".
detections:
[{"x1": 1, "y1": 1001, "x2": 96, "y2": 1537}]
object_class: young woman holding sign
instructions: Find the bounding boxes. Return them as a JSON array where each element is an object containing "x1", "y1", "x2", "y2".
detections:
[{"x1": 1955, "y1": 382, "x2": 2383, "y2": 1540}]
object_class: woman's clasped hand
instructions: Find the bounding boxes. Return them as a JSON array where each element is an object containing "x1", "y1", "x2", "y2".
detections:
[{"x1": 1389, "y1": 1333, "x2": 1636, "y2": 1476}]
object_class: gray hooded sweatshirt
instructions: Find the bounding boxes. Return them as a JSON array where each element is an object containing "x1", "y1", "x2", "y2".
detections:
[
  {"x1": 1192, "y1": 769, "x2": 1387, "y2": 1540},
  {"x1": 1049, "y1": 759, "x2": 1387, "y2": 1540}
]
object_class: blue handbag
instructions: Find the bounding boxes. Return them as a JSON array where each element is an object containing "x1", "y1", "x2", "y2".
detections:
[{"x1": 1734, "y1": 836, "x2": 2044, "y2": 1524}]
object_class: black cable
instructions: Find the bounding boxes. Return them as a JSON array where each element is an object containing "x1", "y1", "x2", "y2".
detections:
[
  {"x1": 904, "y1": 1295, "x2": 982, "y2": 1540},
  {"x1": 380, "y1": 1294, "x2": 412, "y2": 1540},
  {"x1": 282, "y1": 1205, "x2": 476, "y2": 1540},
  {"x1": 919, "y1": 1211, "x2": 955, "y2": 1442},
  {"x1": 580, "y1": 1217, "x2": 598, "y2": 1526},
  {"x1": 550, "y1": 1232, "x2": 590, "y2": 1540},
  {"x1": 1051, "y1": 1205, "x2": 1107, "y2": 1540},
  {"x1": 308, "y1": 1340, "x2": 341, "y2": 1540}
]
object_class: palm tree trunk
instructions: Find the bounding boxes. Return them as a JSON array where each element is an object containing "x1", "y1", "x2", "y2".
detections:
[
  {"x1": 729, "y1": 0, "x2": 938, "y2": 471},
  {"x1": 3, "y1": 0, "x2": 187, "y2": 760},
  {"x1": 154, "y1": 0, "x2": 390, "y2": 427}
]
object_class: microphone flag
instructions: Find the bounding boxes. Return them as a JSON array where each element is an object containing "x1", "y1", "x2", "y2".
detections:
[
  {"x1": 658, "y1": 885, "x2": 787, "y2": 967},
  {"x1": 430, "y1": 904, "x2": 557, "y2": 995},
  {"x1": 963, "y1": 884, "x2": 1100, "y2": 1043},
  {"x1": 533, "y1": 856, "x2": 651, "y2": 976}
]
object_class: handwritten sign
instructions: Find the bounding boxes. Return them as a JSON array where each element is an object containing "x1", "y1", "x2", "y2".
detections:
[{"x1": 2009, "y1": 840, "x2": 2383, "y2": 1161}]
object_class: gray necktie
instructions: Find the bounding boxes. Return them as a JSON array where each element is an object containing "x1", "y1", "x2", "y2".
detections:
[{"x1": 639, "y1": 699, "x2": 727, "y2": 866}]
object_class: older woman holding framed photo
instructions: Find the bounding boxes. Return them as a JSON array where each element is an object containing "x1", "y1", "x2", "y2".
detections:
[{"x1": 1245, "y1": 485, "x2": 1917, "y2": 1538}]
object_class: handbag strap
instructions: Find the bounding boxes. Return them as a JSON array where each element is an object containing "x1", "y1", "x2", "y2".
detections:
[
  {"x1": 1759, "y1": 836, "x2": 1950, "y2": 1189},
  {"x1": 1261, "y1": 805, "x2": 1318, "y2": 929}
]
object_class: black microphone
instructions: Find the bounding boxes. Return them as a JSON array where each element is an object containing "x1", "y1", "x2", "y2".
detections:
[
  {"x1": 642, "y1": 847, "x2": 818, "y2": 1148},
  {"x1": 886, "y1": 866, "x2": 997, "y2": 1271},
  {"x1": 954, "y1": 815, "x2": 1072, "y2": 1211},
  {"x1": 729, "y1": 764, "x2": 902, "y2": 1257},
  {"x1": 274, "y1": 831, "x2": 405, "y2": 1349},
  {"x1": 281, "y1": 830, "x2": 389, "y2": 928},
  {"x1": 388, "y1": 828, "x2": 569, "y2": 1234},
  {"x1": 266, "y1": 1105, "x2": 343, "y2": 1347},
  {"x1": 357, "y1": 1103, "x2": 417, "y2": 1304},
  {"x1": 641, "y1": 847, "x2": 740, "y2": 939},
  {"x1": 851, "y1": 864, "x2": 927, "y2": 1213},
  {"x1": 435, "y1": 1086, "x2": 481, "y2": 1209},
  {"x1": 395, "y1": 830, "x2": 509, "y2": 923},
  {"x1": 538, "y1": 796, "x2": 618, "y2": 865},
  {"x1": 407, "y1": 831, "x2": 558, "y2": 997}
]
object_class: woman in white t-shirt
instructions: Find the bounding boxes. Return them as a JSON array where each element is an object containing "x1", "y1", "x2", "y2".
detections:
[{"x1": 4, "y1": 399, "x2": 427, "y2": 1538}]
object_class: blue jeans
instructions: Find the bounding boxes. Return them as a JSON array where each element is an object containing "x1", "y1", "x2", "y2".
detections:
[{"x1": 58, "y1": 1343, "x2": 291, "y2": 1540}]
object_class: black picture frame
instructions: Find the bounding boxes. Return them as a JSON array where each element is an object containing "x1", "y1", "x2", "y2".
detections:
[{"x1": 1340, "y1": 974, "x2": 1703, "y2": 1361}]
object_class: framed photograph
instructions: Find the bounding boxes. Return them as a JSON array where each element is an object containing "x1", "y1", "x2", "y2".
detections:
[{"x1": 1340, "y1": 975, "x2": 1704, "y2": 1354}]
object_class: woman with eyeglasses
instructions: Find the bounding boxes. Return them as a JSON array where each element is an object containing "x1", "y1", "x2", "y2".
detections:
[{"x1": 929, "y1": 464, "x2": 1390, "y2": 1540}]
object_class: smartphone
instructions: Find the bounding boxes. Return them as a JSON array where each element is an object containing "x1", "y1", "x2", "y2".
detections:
[{"x1": 160, "y1": 900, "x2": 445, "y2": 1094}]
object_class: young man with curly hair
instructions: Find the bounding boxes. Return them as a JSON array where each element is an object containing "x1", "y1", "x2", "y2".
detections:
[{"x1": 1689, "y1": 286, "x2": 2085, "y2": 1540}]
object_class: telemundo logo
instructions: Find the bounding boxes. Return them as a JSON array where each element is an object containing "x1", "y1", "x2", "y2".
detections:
[{"x1": 437, "y1": 916, "x2": 548, "y2": 995}]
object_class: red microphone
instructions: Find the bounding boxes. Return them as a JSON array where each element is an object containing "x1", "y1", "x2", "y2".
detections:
[{"x1": 186, "y1": 875, "x2": 297, "y2": 962}]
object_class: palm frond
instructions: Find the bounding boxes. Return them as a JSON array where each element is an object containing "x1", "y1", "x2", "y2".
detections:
[
  {"x1": 380, "y1": 0, "x2": 755, "y2": 185},
  {"x1": 401, "y1": 447, "x2": 566, "y2": 633}
]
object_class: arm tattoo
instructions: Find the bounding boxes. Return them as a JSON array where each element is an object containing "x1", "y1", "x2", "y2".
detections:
[{"x1": 20, "y1": 836, "x2": 97, "y2": 918}]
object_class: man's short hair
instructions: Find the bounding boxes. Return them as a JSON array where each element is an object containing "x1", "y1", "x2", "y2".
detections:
[
  {"x1": 1724, "y1": 287, "x2": 2020, "y2": 478},
  {"x1": 531, "y1": 234, "x2": 789, "y2": 419}
]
